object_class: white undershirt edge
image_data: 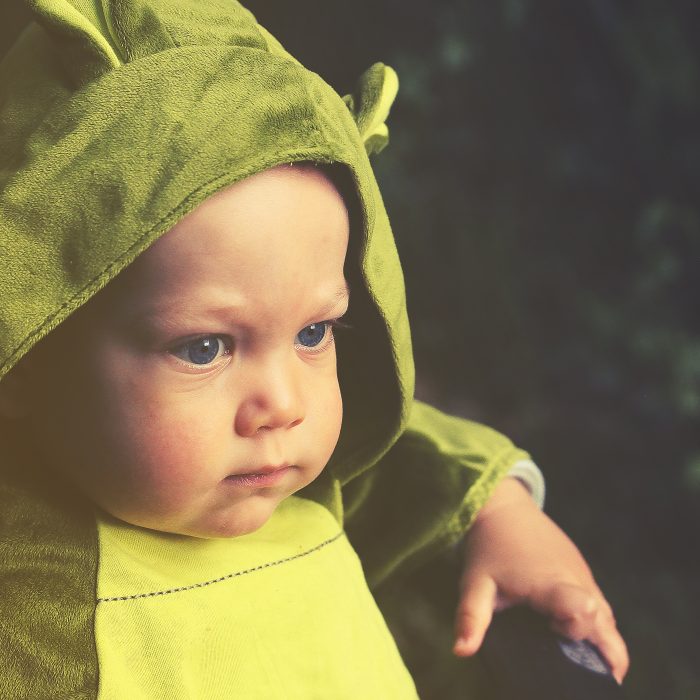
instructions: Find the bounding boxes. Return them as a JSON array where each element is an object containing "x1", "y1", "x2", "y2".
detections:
[{"x1": 507, "y1": 459, "x2": 546, "y2": 509}]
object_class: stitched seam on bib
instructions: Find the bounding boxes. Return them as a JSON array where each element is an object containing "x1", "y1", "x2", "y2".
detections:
[{"x1": 97, "y1": 530, "x2": 345, "y2": 604}]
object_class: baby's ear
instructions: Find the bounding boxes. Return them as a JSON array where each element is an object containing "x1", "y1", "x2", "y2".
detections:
[
  {"x1": 0, "y1": 362, "x2": 30, "y2": 419},
  {"x1": 343, "y1": 63, "x2": 399, "y2": 156}
]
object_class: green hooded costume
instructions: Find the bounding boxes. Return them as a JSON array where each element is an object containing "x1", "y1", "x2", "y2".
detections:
[{"x1": 0, "y1": 1, "x2": 538, "y2": 696}]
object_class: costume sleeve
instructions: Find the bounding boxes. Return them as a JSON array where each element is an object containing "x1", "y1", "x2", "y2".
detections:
[{"x1": 342, "y1": 399, "x2": 535, "y2": 589}]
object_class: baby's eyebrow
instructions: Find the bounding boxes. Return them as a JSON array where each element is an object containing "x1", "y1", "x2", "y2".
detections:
[
  {"x1": 124, "y1": 281, "x2": 350, "y2": 331},
  {"x1": 318, "y1": 280, "x2": 350, "y2": 316},
  {"x1": 325, "y1": 281, "x2": 351, "y2": 311},
  {"x1": 122, "y1": 296, "x2": 244, "y2": 333}
]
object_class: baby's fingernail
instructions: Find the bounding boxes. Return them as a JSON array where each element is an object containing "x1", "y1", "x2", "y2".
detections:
[{"x1": 453, "y1": 636, "x2": 472, "y2": 654}]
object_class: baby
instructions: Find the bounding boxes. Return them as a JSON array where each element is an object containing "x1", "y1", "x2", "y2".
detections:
[{"x1": 0, "y1": 0, "x2": 627, "y2": 697}]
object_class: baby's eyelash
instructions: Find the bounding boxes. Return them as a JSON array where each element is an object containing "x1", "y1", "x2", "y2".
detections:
[
  {"x1": 294, "y1": 317, "x2": 349, "y2": 355},
  {"x1": 329, "y1": 318, "x2": 352, "y2": 332},
  {"x1": 167, "y1": 334, "x2": 232, "y2": 369}
]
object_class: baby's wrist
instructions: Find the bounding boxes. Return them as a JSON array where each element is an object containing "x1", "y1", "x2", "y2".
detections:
[{"x1": 475, "y1": 474, "x2": 540, "y2": 524}]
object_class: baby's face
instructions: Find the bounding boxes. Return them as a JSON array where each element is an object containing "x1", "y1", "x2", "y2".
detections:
[{"x1": 23, "y1": 164, "x2": 349, "y2": 538}]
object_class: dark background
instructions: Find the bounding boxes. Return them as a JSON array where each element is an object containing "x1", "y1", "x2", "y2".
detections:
[{"x1": 3, "y1": 2, "x2": 698, "y2": 698}]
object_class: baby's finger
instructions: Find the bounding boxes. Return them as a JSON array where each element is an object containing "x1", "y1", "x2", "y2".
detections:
[
  {"x1": 531, "y1": 581, "x2": 600, "y2": 639},
  {"x1": 453, "y1": 574, "x2": 497, "y2": 656},
  {"x1": 544, "y1": 587, "x2": 629, "y2": 683},
  {"x1": 583, "y1": 612, "x2": 630, "y2": 684}
]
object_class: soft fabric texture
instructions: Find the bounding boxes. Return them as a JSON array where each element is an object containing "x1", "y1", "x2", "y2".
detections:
[
  {"x1": 0, "y1": 1, "x2": 533, "y2": 696},
  {"x1": 94, "y1": 496, "x2": 418, "y2": 698}
]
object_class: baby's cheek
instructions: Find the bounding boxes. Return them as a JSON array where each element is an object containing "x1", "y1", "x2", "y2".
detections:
[
  {"x1": 115, "y1": 401, "x2": 222, "y2": 506},
  {"x1": 149, "y1": 413, "x2": 217, "y2": 479}
]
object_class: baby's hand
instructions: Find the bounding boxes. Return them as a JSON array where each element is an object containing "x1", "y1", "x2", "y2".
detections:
[{"x1": 452, "y1": 478, "x2": 629, "y2": 684}]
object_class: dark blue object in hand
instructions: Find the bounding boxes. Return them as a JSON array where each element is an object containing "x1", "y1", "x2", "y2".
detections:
[{"x1": 479, "y1": 606, "x2": 626, "y2": 700}]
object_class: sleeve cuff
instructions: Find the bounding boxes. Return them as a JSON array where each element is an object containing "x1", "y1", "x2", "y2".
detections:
[{"x1": 507, "y1": 459, "x2": 546, "y2": 509}]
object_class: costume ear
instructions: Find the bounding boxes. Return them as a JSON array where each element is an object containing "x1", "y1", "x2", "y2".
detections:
[
  {"x1": 343, "y1": 62, "x2": 399, "y2": 156},
  {"x1": 24, "y1": 0, "x2": 122, "y2": 87}
]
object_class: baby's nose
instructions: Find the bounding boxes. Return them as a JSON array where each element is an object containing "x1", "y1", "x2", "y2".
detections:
[{"x1": 233, "y1": 361, "x2": 305, "y2": 437}]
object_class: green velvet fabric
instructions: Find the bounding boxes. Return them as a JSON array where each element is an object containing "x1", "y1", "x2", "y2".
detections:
[
  {"x1": 0, "y1": 1, "x2": 532, "y2": 695},
  {"x1": 0, "y1": 424, "x2": 99, "y2": 699}
]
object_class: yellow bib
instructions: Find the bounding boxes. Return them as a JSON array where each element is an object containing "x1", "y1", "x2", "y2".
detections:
[{"x1": 95, "y1": 496, "x2": 418, "y2": 698}]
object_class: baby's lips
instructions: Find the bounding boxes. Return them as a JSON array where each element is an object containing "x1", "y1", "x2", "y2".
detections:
[
  {"x1": 231, "y1": 463, "x2": 293, "y2": 476},
  {"x1": 222, "y1": 464, "x2": 298, "y2": 485}
]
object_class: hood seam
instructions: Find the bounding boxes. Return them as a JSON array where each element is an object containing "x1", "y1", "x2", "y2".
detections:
[{"x1": 0, "y1": 150, "x2": 336, "y2": 379}]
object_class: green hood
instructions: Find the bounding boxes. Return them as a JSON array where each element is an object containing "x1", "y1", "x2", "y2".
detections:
[
  {"x1": 0, "y1": 2, "x2": 533, "y2": 697},
  {"x1": 0, "y1": 0, "x2": 411, "y2": 484}
]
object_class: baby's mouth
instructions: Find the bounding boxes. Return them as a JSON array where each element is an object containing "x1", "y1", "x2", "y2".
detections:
[{"x1": 223, "y1": 465, "x2": 294, "y2": 488}]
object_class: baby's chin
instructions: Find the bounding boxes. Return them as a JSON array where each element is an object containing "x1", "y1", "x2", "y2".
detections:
[{"x1": 104, "y1": 496, "x2": 282, "y2": 540}]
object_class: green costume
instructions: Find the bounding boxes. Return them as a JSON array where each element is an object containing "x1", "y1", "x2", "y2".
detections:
[{"x1": 0, "y1": 1, "x2": 535, "y2": 696}]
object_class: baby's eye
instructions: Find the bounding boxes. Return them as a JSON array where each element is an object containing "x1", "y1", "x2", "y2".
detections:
[
  {"x1": 295, "y1": 322, "x2": 332, "y2": 350},
  {"x1": 170, "y1": 335, "x2": 230, "y2": 365}
]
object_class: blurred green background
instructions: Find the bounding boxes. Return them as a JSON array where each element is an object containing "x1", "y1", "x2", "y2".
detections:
[{"x1": 3, "y1": 1, "x2": 698, "y2": 697}]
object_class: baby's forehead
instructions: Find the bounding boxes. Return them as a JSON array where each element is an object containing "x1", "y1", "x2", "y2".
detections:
[{"x1": 91, "y1": 166, "x2": 351, "y2": 325}]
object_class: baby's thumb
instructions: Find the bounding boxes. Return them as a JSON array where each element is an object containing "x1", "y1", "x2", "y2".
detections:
[{"x1": 453, "y1": 574, "x2": 497, "y2": 656}]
